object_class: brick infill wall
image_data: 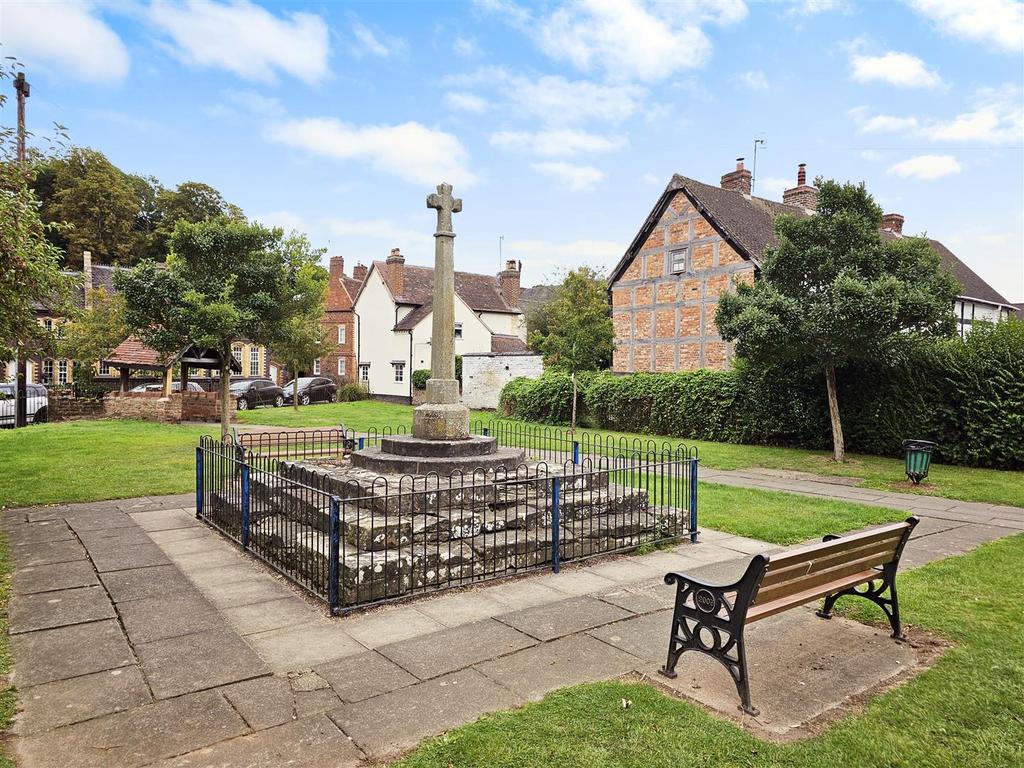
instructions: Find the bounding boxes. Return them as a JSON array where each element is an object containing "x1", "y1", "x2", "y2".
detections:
[{"x1": 52, "y1": 391, "x2": 237, "y2": 424}]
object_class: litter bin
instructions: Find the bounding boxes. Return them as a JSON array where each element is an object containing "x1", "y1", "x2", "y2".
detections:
[{"x1": 902, "y1": 439, "x2": 935, "y2": 484}]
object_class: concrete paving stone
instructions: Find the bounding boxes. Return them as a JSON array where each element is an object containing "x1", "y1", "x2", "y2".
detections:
[
  {"x1": 15, "y1": 665, "x2": 152, "y2": 735},
  {"x1": 595, "y1": 581, "x2": 676, "y2": 614},
  {"x1": 714, "y1": 535, "x2": 773, "y2": 556},
  {"x1": 12, "y1": 560, "x2": 99, "y2": 595},
  {"x1": 12, "y1": 688, "x2": 248, "y2": 768},
  {"x1": 76, "y1": 527, "x2": 155, "y2": 547},
  {"x1": 890, "y1": 495, "x2": 959, "y2": 511},
  {"x1": 293, "y1": 688, "x2": 342, "y2": 719},
  {"x1": 476, "y1": 632, "x2": 640, "y2": 700},
  {"x1": 168, "y1": 547, "x2": 248, "y2": 573},
  {"x1": 221, "y1": 675, "x2": 294, "y2": 730},
  {"x1": 89, "y1": 542, "x2": 172, "y2": 572},
  {"x1": 22, "y1": 508, "x2": 70, "y2": 524},
  {"x1": 9, "y1": 539, "x2": 87, "y2": 568},
  {"x1": 159, "y1": 535, "x2": 231, "y2": 557},
  {"x1": 907, "y1": 518, "x2": 968, "y2": 539},
  {"x1": 316, "y1": 650, "x2": 419, "y2": 703},
  {"x1": 342, "y1": 607, "x2": 445, "y2": 649},
  {"x1": 118, "y1": 590, "x2": 224, "y2": 644},
  {"x1": 147, "y1": 526, "x2": 212, "y2": 544},
  {"x1": 9, "y1": 585, "x2": 116, "y2": 634},
  {"x1": 329, "y1": 668, "x2": 522, "y2": 759},
  {"x1": 203, "y1": 576, "x2": 297, "y2": 609},
  {"x1": 587, "y1": 609, "x2": 673, "y2": 662},
  {"x1": 148, "y1": 714, "x2": 363, "y2": 768},
  {"x1": 10, "y1": 619, "x2": 135, "y2": 688},
  {"x1": 290, "y1": 670, "x2": 330, "y2": 692},
  {"x1": 136, "y1": 628, "x2": 269, "y2": 699},
  {"x1": 577, "y1": 556, "x2": 665, "y2": 584},
  {"x1": 246, "y1": 622, "x2": 366, "y2": 672},
  {"x1": 413, "y1": 589, "x2": 510, "y2": 628},
  {"x1": 182, "y1": 563, "x2": 263, "y2": 589},
  {"x1": 987, "y1": 503, "x2": 1024, "y2": 519},
  {"x1": 130, "y1": 508, "x2": 204, "y2": 532},
  {"x1": 67, "y1": 512, "x2": 136, "y2": 532},
  {"x1": 484, "y1": 577, "x2": 570, "y2": 611},
  {"x1": 377, "y1": 618, "x2": 536, "y2": 680},
  {"x1": 632, "y1": 549, "x2": 725, "y2": 577},
  {"x1": 990, "y1": 517, "x2": 1024, "y2": 531},
  {"x1": 538, "y1": 567, "x2": 618, "y2": 597},
  {"x1": 496, "y1": 595, "x2": 632, "y2": 641},
  {"x1": 99, "y1": 564, "x2": 196, "y2": 603},
  {"x1": 222, "y1": 597, "x2": 320, "y2": 636},
  {"x1": 4, "y1": 521, "x2": 74, "y2": 546}
]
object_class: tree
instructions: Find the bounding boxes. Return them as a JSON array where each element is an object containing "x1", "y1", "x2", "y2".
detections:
[
  {"x1": 148, "y1": 182, "x2": 241, "y2": 258},
  {"x1": 268, "y1": 236, "x2": 330, "y2": 410},
  {"x1": 116, "y1": 218, "x2": 323, "y2": 438},
  {"x1": 529, "y1": 266, "x2": 615, "y2": 431},
  {"x1": 57, "y1": 288, "x2": 128, "y2": 395},
  {"x1": 716, "y1": 179, "x2": 959, "y2": 462}
]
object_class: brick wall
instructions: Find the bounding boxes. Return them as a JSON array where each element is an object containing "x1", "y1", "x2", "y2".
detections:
[
  {"x1": 49, "y1": 393, "x2": 106, "y2": 422},
  {"x1": 100, "y1": 391, "x2": 232, "y2": 423},
  {"x1": 610, "y1": 190, "x2": 755, "y2": 373}
]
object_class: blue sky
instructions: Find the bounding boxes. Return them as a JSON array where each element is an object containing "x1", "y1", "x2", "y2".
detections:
[{"x1": 3, "y1": 0, "x2": 1023, "y2": 300}]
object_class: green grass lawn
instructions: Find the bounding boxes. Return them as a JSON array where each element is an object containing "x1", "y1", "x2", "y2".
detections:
[
  {"x1": 396, "y1": 533, "x2": 1024, "y2": 768},
  {"x1": 0, "y1": 535, "x2": 14, "y2": 768}
]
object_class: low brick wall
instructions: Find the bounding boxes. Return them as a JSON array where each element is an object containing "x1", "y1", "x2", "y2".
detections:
[
  {"x1": 49, "y1": 393, "x2": 106, "y2": 422},
  {"x1": 101, "y1": 391, "x2": 234, "y2": 424},
  {"x1": 181, "y1": 391, "x2": 227, "y2": 421}
]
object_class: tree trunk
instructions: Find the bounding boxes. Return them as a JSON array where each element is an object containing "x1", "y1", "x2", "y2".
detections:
[
  {"x1": 292, "y1": 362, "x2": 299, "y2": 410},
  {"x1": 219, "y1": 357, "x2": 231, "y2": 441},
  {"x1": 570, "y1": 369, "x2": 578, "y2": 433},
  {"x1": 825, "y1": 363, "x2": 845, "y2": 462}
]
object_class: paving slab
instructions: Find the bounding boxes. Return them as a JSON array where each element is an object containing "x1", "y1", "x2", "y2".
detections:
[
  {"x1": 135, "y1": 628, "x2": 269, "y2": 699},
  {"x1": 221, "y1": 675, "x2": 295, "y2": 730},
  {"x1": 222, "y1": 596, "x2": 321, "y2": 636},
  {"x1": 99, "y1": 564, "x2": 196, "y2": 603},
  {"x1": 377, "y1": 618, "x2": 536, "y2": 680},
  {"x1": 15, "y1": 666, "x2": 152, "y2": 735},
  {"x1": 294, "y1": 688, "x2": 343, "y2": 718},
  {"x1": 9, "y1": 585, "x2": 116, "y2": 634},
  {"x1": 75, "y1": 527, "x2": 155, "y2": 546},
  {"x1": 329, "y1": 668, "x2": 522, "y2": 758},
  {"x1": 130, "y1": 508, "x2": 204, "y2": 532},
  {"x1": 536, "y1": 567, "x2": 618, "y2": 597},
  {"x1": 476, "y1": 632, "x2": 639, "y2": 700},
  {"x1": 10, "y1": 619, "x2": 134, "y2": 688},
  {"x1": 587, "y1": 609, "x2": 673, "y2": 662},
  {"x1": 9, "y1": 540, "x2": 87, "y2": 568},
  {"x1": 22, "y1": 507, "x2": 71, "y2": 523},
  {"x1": 159, "y1": 536, "x2": 231, "y2": 557},
  {"x1": 148, "y1": 714, "x2": 362, "y2": 768},
  {"x1": 483, "y1": 578, "x2": 570, "y2": 611},
  {"x1": 146, "y1": 526, "x2": 212, "y2": 544},
  {"x1": 342, "y1": 607, "x2": 445, "y2": 649},
  {"x1": 117, "y1": 590, "x2": 224, "y2": 644},
  {"x1": 246, "y1": 622, "x2": 366, "y2": 672},
  {"x1": 4, "y1": 521, "x2": 74, "y2": 546},
  {"x1": 167, "y1": 547, "x2": 247, "y2": 573},
  {"x1": 182, "y1": 562, "x2": 265, "y2": 589},
  {"x1": 12, "y1": 560, "x2": 99, "y2": 595},
  {"x1": 202, "y1": 576, "x2": 298, "y2": 609},
  {"x1": 595, "y1": 579, "x2": 676, "y2": 614},
  {"x1": 495, "y1": 595, "x2": 632, "y2": 641},
  {"x1": 316, "y1": 650, "x2": 419, "y2": 703},
  {"x1": 581, "y1": 556, "x2": 665, "y2": 584},
  {"x1": 88, "y1": 542, "x2": 172, "y2": 572},
  {"x1": 12, "y1": 688, "x2": 248, "y2": 768},
  {"x1": 413, "y1": 589, "x2": 510, "y2": 628}
]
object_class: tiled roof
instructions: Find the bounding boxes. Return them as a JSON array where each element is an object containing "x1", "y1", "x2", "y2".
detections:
[
  {"x1": 374, "y1": 262, "x2": 520, "y2": 314},
  {"x1": 104, "y1": 336, "x2": 180, "y2": 369},
  {"x1": 393, "y1": 302, "x2": 433, "y2": 331},
  {"x1": 519, "y1": 285, "x2": 557, "y2": 318},
  {"x1": 490, "y1": 334, "x2": 530, "y2": 353}
]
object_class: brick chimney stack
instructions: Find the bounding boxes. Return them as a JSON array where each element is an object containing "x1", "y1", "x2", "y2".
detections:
[
  {"x1": 386, "y1": 247, "x2": 405, "y2": 296},
  {"x1": 353, "y1": 262, "x2": 368, "y2": 282},
  {"x1": 498, "y1": 259, "x2": 522, "y2": 308},
  {"x1": 83, "y1": 250, "x2": 93, "y2": 309},
  {"x1": 720, "y1": 157, "x2": 752, "y2": 195},
  {"x1": 783, "y1": 163, "x2": 819, "y2": 210},
  {"x1": 327, "y1": 256, "x2": 346, "y2": 312},
  {"x1": 882, "y1": 213, "x2": 905, "y2": 236}
]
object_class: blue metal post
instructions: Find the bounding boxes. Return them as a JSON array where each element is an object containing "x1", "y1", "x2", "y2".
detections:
[
  {"x1": 241, "y1": 464, "x2": 251, "y2": 550},
  {"x1": 551, "y1": 476, "x2": 562, "y2": 573},
  {"x1": 483, "y1": 427, "x2": 490, "y2": 437},
  {"x1": 358, "y1": 436, "x2": 365, "y2": 450},
  {"x1": 195, "y1": 446, "x2": 204, "y2": 519},
  {"x1": 328, "y1": 496, "x2": 341, "y2": 613},
  {"x1": 572, "y1": 440, "x2": 580, "y2": 466},
  {"x1": 688, "y1": 457, "x2": 699, "y2": 543}
]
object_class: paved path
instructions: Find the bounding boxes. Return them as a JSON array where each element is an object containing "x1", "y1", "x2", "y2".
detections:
[{"x1": 4, "y1": 479, "x2": 1021, "y2": 767}]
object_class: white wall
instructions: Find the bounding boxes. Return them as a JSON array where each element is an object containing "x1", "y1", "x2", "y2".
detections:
[
  {"x1": 462, "y1": 353, "x2": 544, "y2": 409},
  {"x1": 478, "y1": 311, "x2": 526, "y2": 340}
]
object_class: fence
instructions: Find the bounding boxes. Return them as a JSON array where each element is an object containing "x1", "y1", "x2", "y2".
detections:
[{"x1": 197, "y1": 422, "x2": 698, "y2": 614}]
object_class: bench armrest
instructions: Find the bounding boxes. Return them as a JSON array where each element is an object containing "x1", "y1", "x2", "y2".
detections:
[{"x1": 664, "y1": 554, "x2": 770, "y2": 593}]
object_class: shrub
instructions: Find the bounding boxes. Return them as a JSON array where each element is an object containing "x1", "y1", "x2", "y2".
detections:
[
  {"x1": 412, "y1": 369, "x2": 430, "y2": 390},
  {"x1": 336, "y1": 382, "x2": 369, "y2": 402}
]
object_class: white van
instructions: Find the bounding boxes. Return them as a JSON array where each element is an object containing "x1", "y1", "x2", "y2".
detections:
[{"x1": 0, "y1": 383, "x2": 49, "y2": 427}]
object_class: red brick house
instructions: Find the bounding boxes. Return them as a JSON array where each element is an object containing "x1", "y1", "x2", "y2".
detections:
[
  {"x1": 608, "y1": 160, "x2": 1017, "y2": 373},
  {"x1": 318, "y1": 256, "x2": 367, "y2": 382}
]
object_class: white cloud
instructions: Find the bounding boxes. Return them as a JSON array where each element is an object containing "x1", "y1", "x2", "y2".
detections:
[
  {"x1": 252, "y1": 210, "x2": 309, "y2": 234},
  {"x1": 149, "y1": 0, "x2": 329, "y2": 84},
  {"x1": 860, "y1": 149, "x2": 882, "y2": 161},
  {"x1": 453, "y1": 36, "x2": 480, "y2": 57},
  {"x1": 265, "y1": 118, "x2": 477, "y2": 188},
  {"x1": 737, "y1": 70, "x2": 769, "y2": 90},
  {"x1": 849, "y1": 107, "x2": 921, "y2": 133},
  {"x1": 755, "y1": 177, "x2": 792, "y2": 198},
  {"x1": 326, "y1": 218, "x2": 434, "y2": 247},
  {"x1": 641, "y1": 172, "x2": 662, "y2": 185},
  {"x1": 1, "y1": 2, "x2": 130, "y2": 82},
  {"x1": 787, "y1": 0, "x2": 848, "y2": 15},
  {"x1": 350, "y1": 20, "x2": 407, "y2": 59},
  {"x1": 906, "y1": 0, "x2": 1024, "y2": 53},
  {"x1": 502, "y1": 237, "x2": 623, "y2": 278},
  {"x1": 924, "y1": 85, "x2": 1024, "y2": 144},
  {"x1": 850, "y1": 51, "x2": 943, "y2": 88},
  {"x1": 531, "y1": 161, "x2": 604, "y2": 191},
  {"x1": 888, "y1": 154, "x2": 962, "y2": 179},
  {"x1": 481, "y1": 0, "x2": 748, "y2": 83},
  {"x1": 444, "y1": 92, "x2": 489, "y2": 114},
  {"x1": 490, "y1": 129, "x2": 626, "y2": 157}
]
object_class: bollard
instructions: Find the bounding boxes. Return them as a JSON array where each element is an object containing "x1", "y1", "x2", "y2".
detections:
[
  {"x1": 328, "y1": 496, "x2": 341, "y2": 613},
  {"x1": 241, "y1": 464, "x2": 251, "y2": 550},
  {"x1": 195, "y1": 447, "x2": 204, "y2": 520},
  {"x1": 358, "y1": 436, "x2": 365, "y2": 450},
  {"x1": 572, "y1": 440, "x2": 580, "y2": 466},
  {"x1": 689, "y1": 457, "x2": 699, "y2": 543},
  {"x1": 551, "y1": 476, "x2": 562, "y2": 573},
  {"x1": 483, "y1": 427, "x2": 490, "y2": 437}
]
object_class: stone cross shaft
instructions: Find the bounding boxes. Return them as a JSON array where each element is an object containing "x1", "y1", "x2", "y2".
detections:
[{"x1": 427, "y1": 182, "x2": 462, "y2": 236}]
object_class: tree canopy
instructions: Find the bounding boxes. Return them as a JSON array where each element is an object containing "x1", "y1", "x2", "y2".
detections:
[{"x1": 716, "y1": 178, "x2": 959, "y2": 461}]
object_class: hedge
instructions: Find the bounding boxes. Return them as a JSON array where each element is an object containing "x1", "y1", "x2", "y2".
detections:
[{"x1": 498, "y1": 320, "x2": 1024, "y2": 469}]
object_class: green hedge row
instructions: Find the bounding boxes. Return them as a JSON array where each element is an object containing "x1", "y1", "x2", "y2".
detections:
[{"x1": 498, "y1": 320, "x2": 1024, "y2": 469}]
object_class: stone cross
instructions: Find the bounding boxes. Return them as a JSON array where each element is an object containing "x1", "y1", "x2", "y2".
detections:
[{"x1": 427, "y1": 183, "x2": 462, "y2": 236}]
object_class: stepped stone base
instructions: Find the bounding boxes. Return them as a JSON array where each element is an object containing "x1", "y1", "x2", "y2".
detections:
[{"x1": 350, "y1": 435, "x2": 525, "y2": 475}]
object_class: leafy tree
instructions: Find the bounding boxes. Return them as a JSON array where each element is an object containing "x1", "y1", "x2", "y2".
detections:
[
  {"x1": 716, "y1": 179, "x2": 959, "y2": 462},
  {"x1": 148, "y1": 181, "x2": 241, "y2": 258},
  {"x1": 116, "y1": 218, "x2": 323, "y2": 437},
  {"x1": 57, "y1": 288, "x2": 128, "y2": 394},
  {"x1": 529, "y1": 266, "x2": 615, "y2": 430}
]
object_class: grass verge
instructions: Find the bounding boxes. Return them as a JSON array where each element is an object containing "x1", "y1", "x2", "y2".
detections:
[
  {"x1": 0, "y1": 533, "x2": 15, "y2": 768},
  {"x1": 396, "y1": 534, "x2": 1024, "y2": 768}
]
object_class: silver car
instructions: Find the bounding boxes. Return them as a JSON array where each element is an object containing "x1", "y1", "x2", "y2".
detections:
[{"x1": 0, "y1": 383, "x2": 49, "y2": 427}]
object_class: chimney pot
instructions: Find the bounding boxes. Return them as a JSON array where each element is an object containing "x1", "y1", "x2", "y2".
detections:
[
  {"x1": 721, "y1": 157, "x2": 752, "y2": 195},
  {"x1": 499, "y1": 259, "x2": 523, "y2": 309},
  {"x1": 882, "y1": 213, "x2": 905, "y2": 236},
  {"x1": 797, "y1": 163, "x2": 807, "y2": 186},
  {"x1": 736, "y1": 157, "x2": 745, "y2": 170},
  {"x1": 783, "y1": 163, "x2": 818, "y2": 210}
]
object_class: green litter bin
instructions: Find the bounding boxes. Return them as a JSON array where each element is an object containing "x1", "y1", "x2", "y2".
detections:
[{"x1": 902, "y1": 439, "x2": 935, "y2": 484}]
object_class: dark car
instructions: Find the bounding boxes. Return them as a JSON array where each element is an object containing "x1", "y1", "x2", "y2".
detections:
[
  {"x1": 230, "y1": 378, "x2": 284, "y2": 410},
  {"x1": 282, "y1": 377, "x2": 338, "y2": 406}
]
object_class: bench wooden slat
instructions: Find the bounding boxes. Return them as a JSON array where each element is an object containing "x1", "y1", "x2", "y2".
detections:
[
  {"x1": 758, "y1": 537, "x2": 899, "y2": 589},
  {"x1": 753, "y1": 550, "x2": 891, "y2": 606},
  {"x1": 746, "y1": 569, "x2": 879, "y2": 623},
  {"x1": 767, "y1": 522, "x2": 910, "y2": 568}
]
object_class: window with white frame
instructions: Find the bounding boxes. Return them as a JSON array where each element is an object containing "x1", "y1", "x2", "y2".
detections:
[
  {"x1": 454, "y1": 322, "x2": 463, "y2": 339},
  {"x1": 98, "y1": 361, "x2": 110, "y2": 376},
  {"x1": 392, "y1": 361, "x2": 405, "y2": 383},
  {"x1": 313, "y1": 358, "x2": 320, "y2": 375},
  {"x1": 337, "y1": 358, "x2": 346, "y2": 377},
  {"x1": 41, "y1": 318, "x2": 53, "y2": 332},
  {"x1": 337, "y1": 325, "x2": 346, "y2": 345},
  {"x1": 359, "y1": 364, "x2": 369, "y2": 383},
  {"x1": 249, "y1": 348, "x2": 260, "y2": 377},
  {"x1": 670, "y1": 247, "x2": 689, "y2": 274},
  {"x1": 42, "y1": 359, "x2": 53, "y2": 382},
  {"x1": 232, "y1": 344, "x2": 242, "y2": 363},
  {"x1": 57, "y1": 360, "x2": 68, "y2": 385}
]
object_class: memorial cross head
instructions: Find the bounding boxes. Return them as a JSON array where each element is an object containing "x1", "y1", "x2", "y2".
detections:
[{"x1": 426, "y1": 182, "x2": 462, "y2": 235}]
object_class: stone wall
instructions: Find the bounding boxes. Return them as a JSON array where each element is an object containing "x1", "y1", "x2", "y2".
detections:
[
  {"x1": 462, "y1": 352, "x2": 544, "y2": 410},
  {"x1": 59, "y1": 390, "x2": 235, "y2": 423},
  {"x1": 49, "y1": 393, "x2": 106, "y2": 422},
  {"x1": 610, "y1": 190, "x2": 755, "y2": 373},
  {"x1": 104, "y1": 391, "x2": 184, "y2": 423}
]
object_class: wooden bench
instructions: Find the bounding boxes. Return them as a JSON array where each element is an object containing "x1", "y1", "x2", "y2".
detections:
[{"x1": 659, "y1": 517, "x2": 919, "y2": 715}]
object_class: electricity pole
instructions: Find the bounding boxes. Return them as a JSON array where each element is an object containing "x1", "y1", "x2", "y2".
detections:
[{"x1": 14, "y1": 72, "x2": 30, "y2": 429}]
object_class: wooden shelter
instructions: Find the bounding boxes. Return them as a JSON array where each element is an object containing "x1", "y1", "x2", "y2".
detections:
[{"x1": 103, "y1": 336, "x2": 241, "y2": 395}]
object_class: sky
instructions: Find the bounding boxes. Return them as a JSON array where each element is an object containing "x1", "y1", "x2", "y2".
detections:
[{"x1": 2, "y1": 0, "x2": 1022, "y2": 300}]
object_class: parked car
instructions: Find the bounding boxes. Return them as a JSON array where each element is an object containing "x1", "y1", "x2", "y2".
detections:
[
  {"x1": 230, "y1": 378, "x2": 284, "y2": 410},
  {"x1": 130, "y1": 382, "x2": 205, "y2": 393},
  {"x1": 281, "y1": 377, "x2": 338, "y2": 406},
  {"x1": 0, "y1": 383, "x2": 48, "y2": 427}
]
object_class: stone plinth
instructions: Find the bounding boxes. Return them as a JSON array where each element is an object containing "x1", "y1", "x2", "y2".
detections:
[{"x1": 350, "y1": 435, "x2": 524, "y2": 476}]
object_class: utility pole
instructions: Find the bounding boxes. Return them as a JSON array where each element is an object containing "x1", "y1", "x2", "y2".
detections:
[
  {"x1": 751, "y1": 137, "x2": 764, "y2": 196},
  {"x1": 14, "y1": 72, "x2": 30, "y2": 429}
]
